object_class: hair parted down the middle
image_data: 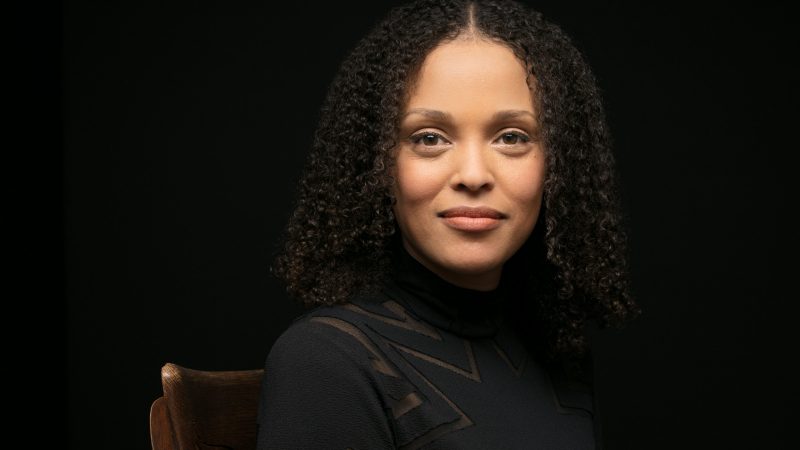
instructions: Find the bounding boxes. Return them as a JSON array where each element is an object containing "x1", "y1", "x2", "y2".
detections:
[{"x1": 272, "y1": 0, "x2": 640, "y2": 359}]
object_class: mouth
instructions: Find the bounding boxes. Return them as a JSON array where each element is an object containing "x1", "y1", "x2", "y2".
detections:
[
  {"x1": 437, "y1": 206, "x2": 507, "y2": 232},
  {"x1": 438, "y1": 206, "x2": 507, "y2": 219}
]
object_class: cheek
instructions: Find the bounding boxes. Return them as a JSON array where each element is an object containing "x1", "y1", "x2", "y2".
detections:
[
  {"x1": 502, "y1": 156, "x2": 546, "y2": 211},
  {"x1": 393, "y1": 157, "x2": 446, "y2": 207}
]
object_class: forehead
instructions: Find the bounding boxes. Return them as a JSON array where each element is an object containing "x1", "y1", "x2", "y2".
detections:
[{"x1": 404, "y1": 38, "x2": 535, "y2": 115}]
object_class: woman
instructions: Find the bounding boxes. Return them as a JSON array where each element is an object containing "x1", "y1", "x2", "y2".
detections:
[{"x1": 257, "y1": 0, "x2": 640, "y2": 448}]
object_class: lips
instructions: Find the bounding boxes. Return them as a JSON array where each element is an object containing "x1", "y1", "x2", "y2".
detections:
[
  {"x1": 437, "y1": 206, "x2": 506, "y2": 232},
  {"x1": 438, "y1": 206, "x2": 507, "y2": 219}
]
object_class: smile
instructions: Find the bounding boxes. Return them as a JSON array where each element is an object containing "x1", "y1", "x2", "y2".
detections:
[{"x1": 437, "y1": 206, "x2": 507, "y2": 232}]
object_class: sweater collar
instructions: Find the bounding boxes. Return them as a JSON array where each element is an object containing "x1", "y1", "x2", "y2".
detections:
[{"x1": 381, "y1": 239, "x2": 507, "y2": 338}]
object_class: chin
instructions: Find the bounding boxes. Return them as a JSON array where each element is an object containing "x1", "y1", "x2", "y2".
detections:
[{"x1": 437, "y1": 251, "x2": 505, "y2": 276}]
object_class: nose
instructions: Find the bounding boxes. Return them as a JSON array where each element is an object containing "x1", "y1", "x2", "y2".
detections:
[{"x1": 450, "y1": 141, "x2": 494, "y2": 192}]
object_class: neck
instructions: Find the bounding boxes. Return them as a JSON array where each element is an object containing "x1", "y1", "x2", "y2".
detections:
[{"x1": 401, "y1": 239, "x2": 502, "y2": 292}]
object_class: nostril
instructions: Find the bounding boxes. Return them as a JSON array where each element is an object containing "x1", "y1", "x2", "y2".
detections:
[{"x1": 455, "y1": 181, "x2": 493, "y2": 192}]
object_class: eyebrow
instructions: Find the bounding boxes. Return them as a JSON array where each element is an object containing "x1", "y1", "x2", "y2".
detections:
[{"x1": 401, "y1": 108, "x2": 536, "y2": 122}]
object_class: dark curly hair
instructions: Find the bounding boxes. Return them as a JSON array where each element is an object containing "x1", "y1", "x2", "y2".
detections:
[{"x1": 272, "y1": 0, "x2": 640, "y2": 359}]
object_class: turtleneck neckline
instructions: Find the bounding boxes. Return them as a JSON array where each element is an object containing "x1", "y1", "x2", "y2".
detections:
[{"x1": 381, "y1": 239, "x2": 508, "y2": 338}]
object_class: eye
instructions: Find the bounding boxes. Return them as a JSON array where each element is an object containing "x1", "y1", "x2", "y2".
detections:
[
  {"x1": 496, "y1": 131, "x2": 531, "y2": 146},
  {"x1": 410, "y1": 131, "x2": 449, "y2": 147}
]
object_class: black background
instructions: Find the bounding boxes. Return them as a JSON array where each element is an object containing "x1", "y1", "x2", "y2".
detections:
[{"x1": 58, "y1": 1, "x2": 797, "y2": 449}]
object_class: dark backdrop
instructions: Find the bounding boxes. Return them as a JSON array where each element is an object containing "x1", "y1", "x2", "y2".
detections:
[{"x1": 63, "y1": 1, "x2": 797, "y2": 449}]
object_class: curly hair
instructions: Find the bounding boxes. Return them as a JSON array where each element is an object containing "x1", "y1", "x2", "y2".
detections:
[{"x1": 271, "y1": 0, "x2": 640, "y2": 359}]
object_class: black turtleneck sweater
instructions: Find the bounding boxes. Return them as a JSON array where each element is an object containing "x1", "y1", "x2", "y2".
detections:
[{"x1": 256, "y1": 244, "x2": 599, "y2": 449}]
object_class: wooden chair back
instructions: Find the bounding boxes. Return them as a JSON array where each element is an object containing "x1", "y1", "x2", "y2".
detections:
[{"x1": 149, "y1": 362, "x2": 264, "y2": 450}]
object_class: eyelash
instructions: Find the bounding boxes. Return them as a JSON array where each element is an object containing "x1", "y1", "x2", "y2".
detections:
[{"x1": 409, "y1": 130, "x2": 531, "y2": 147}]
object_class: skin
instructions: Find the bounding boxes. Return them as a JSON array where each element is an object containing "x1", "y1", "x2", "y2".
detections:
[{"x1": 392, "y1": 36, "x2": 547, "y2": 291}]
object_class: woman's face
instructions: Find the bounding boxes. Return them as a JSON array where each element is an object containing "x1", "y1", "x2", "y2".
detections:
[{"x1": 392, "y1": 37, "x2": 546, "y2": 291}]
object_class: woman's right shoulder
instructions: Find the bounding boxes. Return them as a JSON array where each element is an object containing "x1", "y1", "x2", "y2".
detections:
[
  {"x1": 257, "y1": 300, "x2": 397, "y2": 449},
  {"x1": 264, "y1": 299, "x2": 383, "y2": 373}
]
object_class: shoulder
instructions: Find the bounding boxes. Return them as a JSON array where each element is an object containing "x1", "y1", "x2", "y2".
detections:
[
  {"x1": 262, "y1": 293, "x2": 432, "y2": 405},
  {"x1": 265, "y1": 306, "x2": 361, "y2": 373},
  {"x1": 257, "y1": 301, "x2": 397, "y2": 449},
  {"x1": 264, "y1": 298, "x2": 391, "y2": 377},
  {"x1": 269, "y1": 290, "x2": 417, "y2": 356}
]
